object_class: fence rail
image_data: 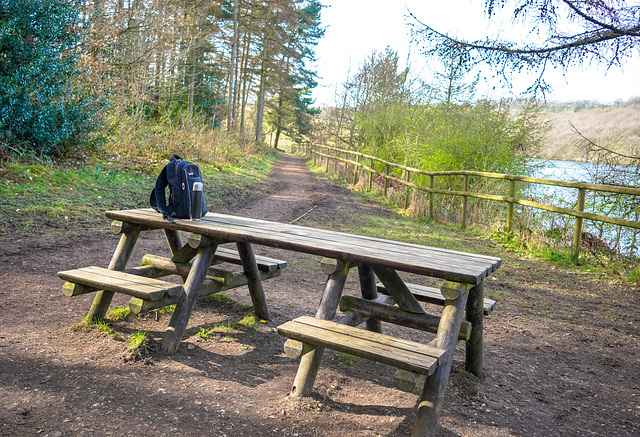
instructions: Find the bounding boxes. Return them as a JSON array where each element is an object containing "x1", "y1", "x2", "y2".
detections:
[{"x1": 291, "y1": 144, "x2": 640, "y2": 260}]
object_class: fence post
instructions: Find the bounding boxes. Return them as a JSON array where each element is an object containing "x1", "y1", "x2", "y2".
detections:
[
  {"x1": 325, "y1": 151, "x2": 329, "y2": 172},
  {"x1": 368, "y1": 158, "x2": 374, "y2": 191},
  {"x1": 429, "y1": 175, "x2": 434, "y2": 219},
  {"x1": 572, "y1": 188, "x2": 586, "y2": 262},
  {"x1": 384, "y1": 164, "x2": 390, "y2": 198},
  {"x1": 507, "y1": 179, "x2": 516, "y2": 233},
  {"x1": 353, "y1": 154, "x2": 360, "y2": 185},
  {"x1": 461, "y1": 174, "x2": 469, "y2": 229},
  {"x1": 404, "y1": 171, "x2": 411, "y2": 210}
]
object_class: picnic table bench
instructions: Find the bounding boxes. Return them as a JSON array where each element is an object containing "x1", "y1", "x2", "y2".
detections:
[
  {"x1": 58, "y1": 208, "x2": 501, "y2": 437},
  {"x1": 58, "y1": 216, "x2": 287, "y2": 323}
]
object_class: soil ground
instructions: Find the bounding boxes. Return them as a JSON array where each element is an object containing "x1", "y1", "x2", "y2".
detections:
[{"x1": 1, "y1": 153, "x2": 638, "y2": 437}]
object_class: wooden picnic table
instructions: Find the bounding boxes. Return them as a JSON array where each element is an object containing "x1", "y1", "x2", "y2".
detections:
[{"x1": 58, "y1": 207, "x2": 501, "y2": 437}]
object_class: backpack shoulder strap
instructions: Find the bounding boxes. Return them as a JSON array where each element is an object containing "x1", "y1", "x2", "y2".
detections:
[{"x1": 150, "y1": 164, "x2": 169, "y2": 216}]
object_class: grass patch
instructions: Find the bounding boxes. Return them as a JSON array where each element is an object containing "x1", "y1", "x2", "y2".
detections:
[
  {"x1": 0, "y1": 148, "x2": 276, "y2": 243},
  {"x1": 154, "y1": 305, "x2": 176, "y2": 315},
  {"x1": 77, "y1": 316, "x2": 124, "y2": 341},
  {"x1": 332, "y1": 352, "x2": 361, "y2": 366},
  {"x1": 126, "y1": 331, "x2": 150, "y2": 359},
  {"x1": 196, "y1": 311, "x2": 259, "y2": 341},
  {"x1": 106, "y1": 307, "x2": 130, "y2": 321}
]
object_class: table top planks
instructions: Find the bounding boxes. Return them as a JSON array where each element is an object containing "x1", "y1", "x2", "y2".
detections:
[{"x1": 106, "y1": 209, "x2": 501, "y2": 285}]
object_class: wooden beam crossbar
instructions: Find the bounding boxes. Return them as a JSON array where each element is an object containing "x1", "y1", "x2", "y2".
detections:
[{"x1": 377, "y1": 282, "x2": 496, "y2": 315}]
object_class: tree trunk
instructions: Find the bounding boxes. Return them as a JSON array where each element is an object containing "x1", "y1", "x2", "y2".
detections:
[
  {"x1": 227, "y1": 0, "x2": 239, "y2": 132},
  {"x1": 255, "y1": 0, "x2": 272, "y2": 144}
]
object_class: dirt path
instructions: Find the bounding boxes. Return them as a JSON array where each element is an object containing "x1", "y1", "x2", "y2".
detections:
[{"x1": 1, "y1": 153, "x2": 638, "y2": 436}]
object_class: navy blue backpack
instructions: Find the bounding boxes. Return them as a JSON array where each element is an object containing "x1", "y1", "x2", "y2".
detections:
[{"x1": 150, "y1": 154, "x2": 207, "y2": 221}]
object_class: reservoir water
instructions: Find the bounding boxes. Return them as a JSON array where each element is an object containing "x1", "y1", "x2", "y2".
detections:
[{"x1": 524, "y1": 159, "x2": 639, "y2": 255}]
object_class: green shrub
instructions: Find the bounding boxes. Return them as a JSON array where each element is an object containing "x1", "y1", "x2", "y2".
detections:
[{"x1": 0, "y1": 0, "x2": 106, "y2": 157}]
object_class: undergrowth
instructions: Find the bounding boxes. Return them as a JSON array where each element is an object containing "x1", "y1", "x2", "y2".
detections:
[{"x1": 0, "y1": 135, "x2": 277, "y2": 242}]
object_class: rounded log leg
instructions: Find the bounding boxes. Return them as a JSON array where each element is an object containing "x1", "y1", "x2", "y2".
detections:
[
  {"x1": 358, "y1": 264, "x2": 382, "y2": 333},
  {"x1": 413, "y1": 283, "x2": 469, "y2": 437},
  {"x1": 162, "y1": 243, "x2": 217, "y2": 354},
  {"x1": 290, "y1": 344, "x2": 323, "y2": 397},
  {"x1": 85, "y1": 227, "x2": 140, "y2": 320},
  {"x1": 237, "y1": 241, "x2": 271, "y2": 321},
  {"x1": 290, "y1": 260, "x2": 350, "y2": 396},
  {"x1": 465, "y1": 282, "x2": 484, "y2": 377}
]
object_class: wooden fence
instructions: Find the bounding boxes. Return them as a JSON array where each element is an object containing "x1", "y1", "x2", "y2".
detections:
[{"x1": 291, "y1": 144, "x2": 640, "y2": 261}]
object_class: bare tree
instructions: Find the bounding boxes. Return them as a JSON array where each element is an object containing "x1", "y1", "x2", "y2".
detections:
[{"x1": 410, "y1": 0, "x2": 640, "y2": 94}]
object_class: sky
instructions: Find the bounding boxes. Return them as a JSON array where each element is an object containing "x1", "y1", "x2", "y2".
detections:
[{"x1": 311, "y1": 0, "x2": 640, "y2": 107}]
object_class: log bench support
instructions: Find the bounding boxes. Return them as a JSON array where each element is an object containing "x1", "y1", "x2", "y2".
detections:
[
  {"x1": 60, "y1": 220, "x2": 288, "y2": 354},
  {"x1": 289, "y1": 258, "x2": 352, "y2": 397},
  {"x1": 162, "y1": 235, "x2": 219, "y2": 353},
  {"x1": 414, "y1": 281, "x2": 471, "y2": 436},
  {"x1": 278, "y1": 280, "x2": 474, "y2": 437},
  {"x1": 85, "y1": 224, "x2": 142, "y2": 320}
]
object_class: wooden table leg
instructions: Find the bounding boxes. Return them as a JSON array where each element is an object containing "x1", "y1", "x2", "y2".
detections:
[
  {"x1": 413, "y1": 281, "x2": 471, "y2": 437},
  {"x1": 236, "y1": 241, "x2": 270, "y2": 321},
  {"x1": 371, "y1": 266, "x2": 424, "y2": 314},
  {"x1": 465, "y1": 281, "x2": 485, "y2": 377},
  {"x1": 358, "y1": 264, "x2": 382, "y2": 333},
  {"x1": 163, "y1": 229, "x2": 183, "y2": 255},
  {"x1": 162, "y1": 238, "x2": 218, "y2": 354},
  {"x1": 290, "y1": 259, "x2": 351, "y2": 397},
  {"x1": 85, "y1": 226, "x2": 141, "y2": 320}
]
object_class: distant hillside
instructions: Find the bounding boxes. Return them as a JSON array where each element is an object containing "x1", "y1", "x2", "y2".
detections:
[{"x1": 539, "y1": 97, "x2": 640, "y2": 162}]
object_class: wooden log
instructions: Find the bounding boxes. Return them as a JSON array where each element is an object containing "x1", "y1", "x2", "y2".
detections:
[
  {"x1": 377, "y1": 282, "x2": 496, "y2": 315},
  {"x1": 171, "y1": 243, "x2": 199, "y2": 264},
  {"x1": 465, "y1": 282, "x2": 485, "y2": 377},
  {"x1": 394, "y1": 369, "x2": 426, "y2": 392},
  {"x1": 316, "y1": 260, "x2": 351, "y2": 321},
  {"x1": 85, "y1": 226, "x2": 141, "y2": 320},
  {"x1": 128, "y1": 267, "x2": 281, "y2": 314},
  {"x1": 291, "y1": 259, "x2": 351, "y2": 397},
  {"x1": 169, "y1": 234, "x2": 217, "y2": 263},
  {"x1": 163, "y1": 229, "x2": 183, "y2": 255},
  {"x1": 339, "y1": 295, "x2": 471, "y2": 341},
  {"x1": 141, "y1": 254, "x2": 234, "y2": 284},
  {"x1": 440, "y1": 281, "x2": 473, "y2": 300},
  {"x1": 188, "y1": 233, "x2": 216, "y2": 249},
  {"x1": 358, "y1": 264, "x2": 382, "y2": 333},
  {"x1": 413, "y1": 282, "x2": 469, "y2": 437},
  {"x1": 320, "y1": 258, "x2": 340, "y2": 275},
  {"x1": 236, "y1": 241, "x2": 271, "y2": 321},
  {"x1": 371, "y1": 266, "x2": 424, "y2": 314},
  {"x1": 111, "y1": 220, "x2": 155, "y2": 234},
  {"x1": 334, "y1": 295, "x2": 394, "y2": 327},
  {"x1": 162, "y1": 243, "x2": 218, "y2": 354},
  {"x1": 283, "y1": 339, "x2": 317, "y2": 359}
]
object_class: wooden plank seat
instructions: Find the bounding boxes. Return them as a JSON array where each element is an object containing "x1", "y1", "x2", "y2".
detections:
[
  {"x1": 277, "y1": 316, "x2": 446, "y2": 376},
  {"x1": 58, "y1": 266, "x2": 183, "y2": 301},
  {"x1": 377, "y1": 282, "x2": 496, "y2": 315},
  {"x1": 59, "y1": 256, "x2": 285, "y2": 315},
  {"x1": 213, "y1": 247, "x2": 287, "y2": 272}
]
